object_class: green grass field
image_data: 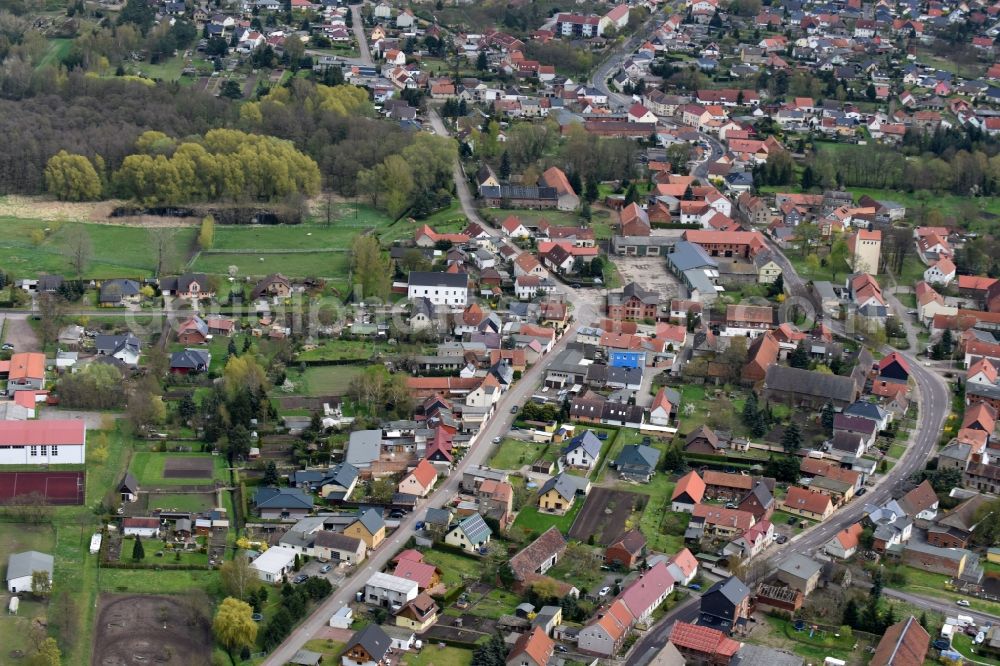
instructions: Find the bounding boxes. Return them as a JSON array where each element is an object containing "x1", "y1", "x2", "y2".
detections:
[
  {"x1": 419, "y1": 549, "x2": 482, "y2": 588},
  {"x1": 192, "y1": 250, "x2": 349, "y2": 279},
  {"x1": 146, "y1": 492, "x2": 217, "y2": 513},
  {"x1": 466, "y1": 588, "x2": 520, "y2": 620},
  {"x1": 0, "y1": 216, "x2": 197, "y2": 278},
  {"x1": 97, "y1": 567, "x2": 221, "y2": 595},
  {"x1": 513, "y1": 500, "x2": 584, "y2": 534},
  {"x1": 119, "y1": 536, "x2": 209, "y2": 566},
  {"x1": 399, "y1": 645, "x2": 474, "y2": 666},
  {"x1": 297, "y1": 339, "x2": 385, "y2": 362},
  {"x1": 886, "y1": 443, "x2": 905, "y2": 459},
  {"x1": 489, "y1": 438, "x2": 561, "y2": 470},
  {"x1": 129, "y1": 452, "x2": 227, "y2": 487},
  {"x1": 285, "y1": 365, "x2": 365, "y2": 395}
]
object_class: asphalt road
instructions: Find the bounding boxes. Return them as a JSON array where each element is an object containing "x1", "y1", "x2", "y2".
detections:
[
  {"x1": 350, "y1": 4, "x2": 374, "y2": 66},
  {"x1": 884, "y1": 589, "x2": 999, "y2": 626}
]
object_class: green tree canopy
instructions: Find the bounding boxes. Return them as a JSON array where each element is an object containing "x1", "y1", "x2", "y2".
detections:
[{"x1": 44, "y1": 151, "x2": 102, "y2": 201}]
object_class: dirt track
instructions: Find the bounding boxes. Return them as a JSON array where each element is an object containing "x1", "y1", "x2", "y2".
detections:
[{"x1": 92, "y1": 594, "x2": 212, "y2": 666}]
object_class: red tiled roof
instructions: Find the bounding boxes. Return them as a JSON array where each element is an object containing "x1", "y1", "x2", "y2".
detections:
[
  {"x1": 407, "y1": 459, "x2": 438, "y2": 489},
  {"x1": 0, "y1": 420, "x2": 85, "y2": 446},
  {"x1": 671, "y1": 471, "x2": 706, "y2": 503},
  {"x1": 669, "y1": 621, "x2": 741, "y2": 657},
  {"x1": 9, "y1": 352, "x2": 45, "y2": 381},
  {"x1": 692, "y1": 504, "x2": 755, "y2": 531},
  {"x1": 393, "y1": 558, "x2": 439, "y2": 588},
  {"x1": 509, "y1": 627, "x2": 554, "y2": 666}
]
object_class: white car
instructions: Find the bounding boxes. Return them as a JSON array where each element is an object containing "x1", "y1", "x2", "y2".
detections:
[
  {"x1": 598, "y1": 586, "x2": 611, "y2": 597},
  {"x1": 956, "y1": 600, "x2": 970, "y2": 607},
  {"x1": 492, "y1": 437, "x2": 502, "y2": 443}
]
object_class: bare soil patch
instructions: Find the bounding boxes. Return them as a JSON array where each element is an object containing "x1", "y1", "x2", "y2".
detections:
[
  {"x1": 92, "y1": 593, "x2": 212, "y2": 666},
  {"x1": 162, "y1": 457, "x2": 214, "y2": 479},
  {"x1": 568, "y1": 488, "x2": 641, "y2": 546}
]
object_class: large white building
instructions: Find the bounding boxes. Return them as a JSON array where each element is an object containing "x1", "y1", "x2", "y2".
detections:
[
  {"x1": 0, "y1": 420, "x2": 86, "y2": 465},
  {"x1": 407, "y1": 271, "x2": 469, "y2": 307}
]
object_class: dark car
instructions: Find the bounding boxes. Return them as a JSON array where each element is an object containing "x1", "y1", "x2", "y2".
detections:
[
  {"x1": 597, "y1": 432, "x2": 608, "y2": 440},
  {"x1": 292, "y1": 574, "x2": 308, "y2": 584},
  {"x1": 786, "y1": 516, "x2": 797, "y2": 525},
  {"x1": 510, "y1": 405, "x2": 519, "y2": 414},
  {"x1": 856, "y1": 488, "x2": 867, "y2": 496},
  {"x1": 555, "y1": 646, "x2": 569, "y2": 653},
  {"x1": 932, "y1": 639, "x2": 951, "y2": 651},
  {"x1": 775, "y1": 535, "x2": 788, "y2": 544},
  {"x1": 389, "y1": 509, "x2": 405, "y2": 518}
]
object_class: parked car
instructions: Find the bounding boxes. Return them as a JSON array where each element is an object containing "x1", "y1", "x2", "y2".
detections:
[
  {"x1": 389, "y1": 509, "x2": 405, "y2": 518},
  {"x1": 856, "y1": 488, "x2": 867, "y2": 496},
  {"x1": 492, "y1": 437, "x2": 502, "y2": 443},
  {"x1": 1, "y1": 343, "x2": 13, "y2": 351},
  {"x1": 510, "y1": 405, "x2": 519, "y2": 414},
  {"x1": 775, "y1": 535, "x2": 788, "y2": 544},
  {"x1": 597, "y1": 432, "x2": 608, "y2": 440},
  {"x1": 724, "y1": 502, "x2": 737, "y2": 509},
  {"x1": 932, "y1": 639, "x2": 951, "y2": 650},
  {"x1": 320, "y1": 564, "x2": 332, "y2": 574},
  {"x1": 687, "y1": 583, "x2": 701, "y2": 591},
  {"x1": 786, "y1": 516, "x2": 797, "y2": 525},
  {"x1": 555, "y1": 646, "x2": 568, "y2": 653},
  {"x1": 956, "y1": 599, "x2": 970, "y2": 607},
  {"x1": 598, "y1": 586, "x2": 611, "y2": 597},
  {"x1": 292, "y1": 574, "x2": 308, "y2": 584}
]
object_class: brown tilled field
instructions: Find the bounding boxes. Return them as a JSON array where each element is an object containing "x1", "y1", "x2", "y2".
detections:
[
  {"x1": 568, "y1": 487, "x2": 642, "y2": 546},
  {"x1": 92, "y1": 594, "x2": 212, "y2": 666}
]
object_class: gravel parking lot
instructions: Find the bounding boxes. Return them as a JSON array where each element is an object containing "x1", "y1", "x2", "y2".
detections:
[{"x1": 612, "y1": 256, "x2": 684, "y2": 303}]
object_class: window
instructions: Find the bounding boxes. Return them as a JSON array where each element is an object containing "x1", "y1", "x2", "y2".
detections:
[
  {"x1": 30, "y1": 446, "x2": 37, "y2": 457},
  {"x1": 40, "y1": 445, "x2": 47, "y2": 456}
]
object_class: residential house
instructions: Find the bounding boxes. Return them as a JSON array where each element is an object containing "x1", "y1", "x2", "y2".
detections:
[
  {"x1": 763, "y1": 365, "x2": 860, "y2": 409},
  {"x1": 122, "y1": 517, "x2": 160, "y2": 538},
  {"x1": 342, "y1": 624, "x2": 392, "y2": 666},
  {"x1": 160, "y1": 273, "x2": 214, "y2": 300},
  {"x1": 781, "y1": 487, "x2": 834, "y2": 520},
  {"x1": 507, "y1": 627, "x2": 555, "y2": 666},
  {"x1": 612, "y1": 445, "x2": 661, "y2": 482},
  {"x1": 775, "y1": 553, "x2": 823, "y2": 595},
  {"x1": 251, "y1": 273, "x2": 293, "y2": 300},
  {"x1": 395, "y1": 593, "x2": 439, "y2": 632},
  {"x1": 619, "y1": 561, "x2": 675, "y2": 624},
  {"x1": 251, "y1": 545, "x2": 297, "y2": 583},
  {"x1": 540, "y1": 167, "x2": 580, "y2": 211},
  {"x1": 724, "y1": 519, "x2": 774, "y2": 561},
  {"x1": 95, "y1": 335, "x2": 141, "y2": 367},
  {"x1": 607, "y1": 283, "x2": 660, "y2": 321},
  {"x1": 364, "y1": 571, "x2": 419, "y2": 609},
  {"x1": 170, "y1": 348, "x2": 211, "y2": 374},
  {"x1": 398, "y1": 459, "x2": 438, "y2": 498},
  {"x1": 702, "y1": 470, "x2": 754, "y2": 501},
  {"x1": 254, "y1": 487, "x2": 314, "y2": 520},
  {"x1": 537, "y1": 473, "x2": 590, "y2": 514},
  {"x1": 577, "y1": 598, "x2": 633, "y2": 656},
  {"x1": 177, "y1": 316, "x2": 210, "y2": 345},
  {"x1": 685, "y1": 425, "x2": 725, "y2": 455},
  {"x1": 564, "y1": 430, "x2": 602, "y2": 469},
  {"x1": 649, "y1": 387, "x2": 679, "y2": 427},
  {"x1": 444, "y1": 513, "x2": 492, "y2": 553},
  {"x1": 699, "y1": 576, "x2": 752, "y2": 634},
  {"x1": 344, "y1": 509, "x2": 386, "y2": 550},
  {"x1": 691, "y1": 504, "x2": 756, "y2": 538},
  {"x1": 407, "y1": 272, "x2": 468, "y2": 307},
  {"x1": 825, "y1": 522, "x2": 863, "y2": 559},
  {"x1": 99, "y1": 279, "x2": 141, "y2": 306},
  {"x1": 669, "y1": 622, "x2": 741, "y2": 666},
  {"x1": 314, "y1": 531, "x2": 367, "y2": 565},
  {"x1": 671, "y1": 471, "x2": 706, "y2": 512},
  {"x1": 6, "y1": 353, "x2": 45, "y2": 392}
]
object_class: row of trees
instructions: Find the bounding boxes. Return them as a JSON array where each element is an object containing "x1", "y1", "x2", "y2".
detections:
[
  {"x1": 47, "y1": 129, "x2": 322, "y2": 204},
  {"x1": 356, "y1": 133, "x2": 458, "y2": 219}
]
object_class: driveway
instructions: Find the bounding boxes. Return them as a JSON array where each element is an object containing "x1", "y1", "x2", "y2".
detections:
[
  {"x1": 1, "y1": 313, "x2": 39, "y2": 352},
  {"x1": 39, "y1": 409, "x2": 119, "y2": 428}
]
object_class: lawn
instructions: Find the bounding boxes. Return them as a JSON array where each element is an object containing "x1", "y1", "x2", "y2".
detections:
[
  {"x1": 192, "y1": 250, "x2": 349, "y2": 280},
  {"x1": 118, "y1": 536, "x2": 209, "y2": 566},
  {"x1": 886, "y1": 443, "x2": 906, "y2": 459},
  {"x1": 297, "y1": 339, "x2": 387, "y2": 362},
  {"x1": 901, "y1": 566, "x2": 1000, "y2": 617},
  {"x1": 513, "y1": 501, "x2": 584, "y2": 534},
  {"x1": 0, "y1": 216, "x2": 197, "y2": 278},
  {"x1": 466, "y1": 588, "x2": 520, "y2": 620},
  {"x1": 129, "y1": 451, "x2": 228, "y2": 487},
  {"x1": 489, "y1": 438, "x2": 560, "y2": 470},
  {"x1": 0, "y1": 522, "x2": 56, "y2": 565},
  {"x1": 285, "y1": 365, "x2": 366, "y2": 396},
  {"x1": 547, "y1": 550, "x2": 605, "y2": 592},
  {"x1": 419, "y1": 549, "x2": 482, "y2": 588},
  {"x1": 759, "y1": 616, "x2": 864, "y2": 663},
  {"x1": 771, "y1": 510, "x2": 813, "y2": 534},
  {"x1": 303, "y1": 639, "x2": 346, "y2": 659},
  {"x1": 212, "y1": 219, "x2": 386, "y2": 252},
  {"x1": 97, "y1": 567, "x2": 221, "y2": 595},
  {"x1": 399, "y1": 645, "x2": 474, "y2": 666},
  {"x1": 0, "y1": 596, "x2": 48, "y2": 660},
  {"x1": 953, "y1": 633, "x2": 1000, "y2": 666},
  {"x1": 147, "y1": 492, "x2": 218, "y2": 513}
]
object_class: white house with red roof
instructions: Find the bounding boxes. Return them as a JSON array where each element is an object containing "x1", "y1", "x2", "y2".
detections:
[
  {"x1": 501, "y1": 216, "x2": 531, "y2": 238},
  {"x1": 619, "y1": 561, "x2": 674, "y2": 623},
  {"x1": 601, "y1": 4, "x2": 630, "y2": 30},
  {"x1": 398, "y1": 459, "x2": 438, "y2": 498},
  {"x1": 924, "y1": 257, "x2": 956, "y2": 286},
  {"x1": 0, "y1": 420, "x2": 86, "y2": 465},
  {"x1": 666, "y1": 548, "x2": 699, "y2": 585},
  {"x1": 627, "y1": 103, "x2": 658, "y2": 124}
]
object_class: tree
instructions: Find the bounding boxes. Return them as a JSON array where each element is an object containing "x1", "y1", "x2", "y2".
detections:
[
  {"x1": 742, "y1": 391, "x2": 759, "y2": 427},
  {"x1": 44, "y1": 151, "x2": 102, "y2": 201},
  {"x1": 227, "y1": 424, "x2": 252, "y2": 463},
  {"x1": 499, "y1": 151, "x2": 511, "y2": 180},
  {"x1": 148, "y1": 227, "x2": 177, "y2": 276},
  {"x1": 132, "y1": 535, "x2": 145, "y2": 561},
  {"x1": 179, "y1": 395, "x2": 197, "y2": 422},
  {"x1": 842, "y1": 598, "x2": 859, "y2": 628},
  {"x1": 789, "y1": 341, "x2": 810, "y2": 369},
  {"x1": 220, "y1": 556, "x2": 260, "y2": 601},
  {"x1": 31, "y1": 570, "x2": 51, "y2": 599},
  {"x1": 117, "y1": 0, "x2": 155, "y2": 34},
  {"x1": 213, "y1": 597, "x2": 258, "y2": 656},
  {"x1": 872, "y1": 566, "x2": 884, "y2": 598},
  {"x1": 662, "y1": 444, "x2": 684, "y2": 472},
  {"x1": 198, "y1": 215, "x2": 215, "y2": 249},
  {"x1": 821, "y1": 402, "x2": 835, "y2": 435},
  {"x1": 476, "y1": 50, "x2": 488, "y2": 71},
  {"x1": 781, "y1": 421, "x2": 802, "y2": 452},
  {"x1": 26, "y1": 638, "x2": 61, "y2": 666},
  {"x1": 36, "y1": 293, "x2": 66, "y2": 348},
  {"x1": 223, "y1": 355, "x2": 268, "y2": 401},
  {"x1": 585, "y1": 179, "x2": 599, "y2": 203},
  {"x1": 63, "y1": 226, "x2": 92, "y2": 277},
  {"x1": 829, "y1": 238, "x2": 850, "y2": 281},
  {"x1": 350, "y1": 235, "x2": 391, "y2": 300},
  {"x1": 263, "y1": 461, "x2": 279, "y2": 486},
  {"x1": 800, "y1": 165, "x2": 815, "y2": 190}
]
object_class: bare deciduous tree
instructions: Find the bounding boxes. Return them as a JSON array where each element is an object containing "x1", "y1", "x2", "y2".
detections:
[{"x1": 63, "y1": 226, "x2": 92, "y2": 277}]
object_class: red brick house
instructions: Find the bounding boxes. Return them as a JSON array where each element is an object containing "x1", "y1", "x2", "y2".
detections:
[{"x1": 604, "y1": 530, "x2": 647, "y2": 569}]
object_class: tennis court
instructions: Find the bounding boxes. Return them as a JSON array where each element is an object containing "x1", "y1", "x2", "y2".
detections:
[{"x1": 0, "y1": 471, "x2": 85, "y2": 505}]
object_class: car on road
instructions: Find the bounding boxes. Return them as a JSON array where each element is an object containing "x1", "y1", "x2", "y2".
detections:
[
  {"x1": 956, "y1": 599, "x2": 970, "y2": 607},
  {"x1": 510, "y1": 406, "x2": 519, "y2": 414},
  {"x1": 775, "y1": 535, "x2": 788, "y2": 544},
  {"x1": 907, "y1": 310, "x2": 918, "y2": 316},
  {"x1": 598, "y1": 586, "x2": 611, "y2": 597},
  {"x1": 492, "y1": 437, "x2": 502, "y2": 443},
  {"x1": 1, "y1": 343, "x2": 13, "y2": 351},
  {"x1": 856, "y1": 488, "x2": 867, "y2": 496},
  {"x1": 855, "y1": 335, "x2": 865, "y2": 342},
  {"x1": 292, "y1": 574, "x2": 308, "y2": 584},
  {"x1": 320, "y1": 564, "x2": 332, "y2": 574}
]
